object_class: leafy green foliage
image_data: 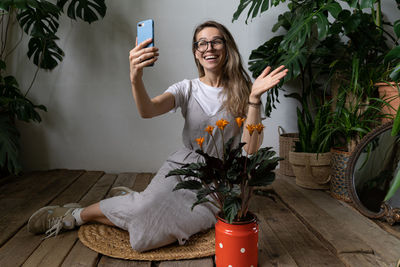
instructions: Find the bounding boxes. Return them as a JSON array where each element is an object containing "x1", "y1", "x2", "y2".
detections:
[
  {"x1": 232, "y1": 0, "x2": 400, "y2": 153},
  {"x1": 167, "y1": 134, "x2": 281, "y2": 223},
  {"x1": 295, "y1": 100, "x2": 331, "y2": 153},
  {"x1": 0, "y1": 0, "x2": 107, "y2": 175},
  {"x1": 232, "y1": 0, "x2": 286, "y2": 24},
  {"x1": 57, "y1": 0, "x2": 106, "y2": 24},
  {"x1": 320, "y1": 90, "x2": 388, "y2": 152},
  {"x1": 384, "y1": 167, "x2": 400, "y2": 201}
]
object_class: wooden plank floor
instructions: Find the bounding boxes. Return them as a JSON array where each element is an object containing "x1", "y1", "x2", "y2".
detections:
[{"x1": 0, "y1": 170, "x2": 399, "y2": 267}]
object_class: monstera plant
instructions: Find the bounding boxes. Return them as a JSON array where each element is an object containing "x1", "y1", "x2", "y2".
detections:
[
  {"x1": 233, "y1": 0, "x2": 400, "y2": 152},
  {"x1": 0, "y1": 0, "x2": 107, "y2": 177}
]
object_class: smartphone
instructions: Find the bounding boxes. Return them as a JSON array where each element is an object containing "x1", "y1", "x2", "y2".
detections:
[
  {"x1": 137, "y1": 19, "x2": 154, "y2": 66},
  {"x1": 137, "y1": 19, "x2": 154, "y2": 46}
]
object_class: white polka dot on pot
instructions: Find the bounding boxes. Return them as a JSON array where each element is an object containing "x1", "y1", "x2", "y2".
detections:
[
  {"x1": 240, "y1": 248, "x2": 246, "y2": 253},
  {"x1": 219, "y1": 242, "x2": 223, "y2": 248}
]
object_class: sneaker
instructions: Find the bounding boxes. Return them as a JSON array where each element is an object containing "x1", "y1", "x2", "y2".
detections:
[
  {"x1": 109, "y1": 186, "x2": 134, "y2": 197},
  {"x1": 27, "y1": 203, "x2": 81, "y2": 238}
]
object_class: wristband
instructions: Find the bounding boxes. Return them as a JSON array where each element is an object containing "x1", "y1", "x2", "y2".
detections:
[{"x1": 248, "y1": 101, "x2": 261, "y2": 108}]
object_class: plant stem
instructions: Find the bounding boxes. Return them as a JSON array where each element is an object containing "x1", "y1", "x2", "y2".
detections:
[
  {"x1": 210, "y1": 134, "x2": 220, "y2": 159},
  {"x1": 5, "y1": 29, "x2": 23, "y2": 60},
  {"x1": 202, "y1": 180, "x2": 222, "y2": 210},
  {"x1": 243, "y1": 187, "x2": 254, "y2": 216},
  {"x1": 0, "y1": 8, "x2": 12, "y2": 59},
  {"x1": 241, "y1": 132, "x2": 254, "y2": 218},
  {"x1": 25, "y1": 37, "x2": 46, "y2": 97},
  {"x1": 220, "y1": 128, "x2": 225, "y2": 163}
]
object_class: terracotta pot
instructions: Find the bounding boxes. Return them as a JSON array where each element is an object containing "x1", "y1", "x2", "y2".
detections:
[
  {"x1": 376, "y1": 82, "x2": 400, "y2": 123},
  {"x1": 330, "y1": 148, "x2": 352, "y2": 202},
  {"x1": 289, "y1": 151, "x2": 331, "y2": 189},
  {"x1": 215, "y1": 213, "x2": 258, "y2": 267}
]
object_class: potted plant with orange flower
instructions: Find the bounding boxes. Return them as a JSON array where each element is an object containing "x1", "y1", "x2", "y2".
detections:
[{"x1": 167, "y1": 118, "x2": 281, "y2": 267}]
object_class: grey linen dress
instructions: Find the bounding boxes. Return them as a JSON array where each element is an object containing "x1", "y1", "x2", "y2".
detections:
[{"x1": 99, "y1": 79, "x2": 241, "y2": 252}]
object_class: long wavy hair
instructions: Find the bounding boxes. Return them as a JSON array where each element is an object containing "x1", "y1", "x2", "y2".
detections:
[{"x1": 192, "y1": 21, "x2": 252, "y2": 117}]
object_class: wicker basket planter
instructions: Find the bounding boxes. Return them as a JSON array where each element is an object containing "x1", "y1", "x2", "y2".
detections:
[
  {"x1": 289, "y1": 151, "x2": 331, "y2": 189},
  {"x1": 330, "y1": 148, "x2": 351, "y2": 202},
  {"x1": 278, "y1": 127, "x2": 299, "y2": 176}
]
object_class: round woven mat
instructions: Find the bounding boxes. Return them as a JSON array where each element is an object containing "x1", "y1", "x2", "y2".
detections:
[{"x1": 78, "y1": 224, "x2": 215, "y2": 261}]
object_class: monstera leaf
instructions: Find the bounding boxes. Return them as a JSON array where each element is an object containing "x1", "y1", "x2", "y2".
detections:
[
  {"x1": 17, "y1": 0, "x2": 60, "y2": 35},
  {"x1": 232, "y1": 0, "x2": 285, "y2": 23},
  {"x1": 27, "y1": 33, "x2": 64, "y2": 70},
  {"x1": 57, "y1": 0, "x2": 106, "y2": 24}
]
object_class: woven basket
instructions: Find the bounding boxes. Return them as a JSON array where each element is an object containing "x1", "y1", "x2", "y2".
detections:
[
  {"x1": 289, "y1": 151, "x2": 331, "y2": 189},
  {"x1": 78, "y1": 224, "x2": 215, "y2": 261},
  {"x1": 278, "y1": 127, "x2": 299, "y2": 177},
  {"x1": 330, "y1": 148, "x2": 351, "y2": 202}
]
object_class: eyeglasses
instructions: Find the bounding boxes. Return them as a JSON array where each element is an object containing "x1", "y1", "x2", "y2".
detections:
[{"x1": 194, "y1": 38, "x2": 225, "y2": 53}]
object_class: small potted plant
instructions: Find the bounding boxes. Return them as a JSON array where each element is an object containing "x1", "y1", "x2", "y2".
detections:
[
  {"x1": 319, "y1": 88, "x2": 389, "y2": 201},
  {"x1": 167, "y1": 118, "x2": 281, "y2": 267}
]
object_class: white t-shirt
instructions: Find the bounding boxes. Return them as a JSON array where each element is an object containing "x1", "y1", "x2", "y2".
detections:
[{"x1": 165, "y1": 78, "x2": 266, "y2": 118}]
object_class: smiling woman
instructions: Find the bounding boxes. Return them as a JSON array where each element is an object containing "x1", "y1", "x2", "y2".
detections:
[{"x1": 27, "y1": 20, "x2": 288, "y2": 254}]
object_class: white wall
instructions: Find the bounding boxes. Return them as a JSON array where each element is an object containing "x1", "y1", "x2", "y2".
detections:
[{"x1": 11, "y1": 0, "x2": 311, "y2": 172}]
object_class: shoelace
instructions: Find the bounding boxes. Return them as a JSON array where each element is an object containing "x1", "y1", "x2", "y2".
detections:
[{"x1": 44, "y1": 211, "x2": 72, "y2": 238}]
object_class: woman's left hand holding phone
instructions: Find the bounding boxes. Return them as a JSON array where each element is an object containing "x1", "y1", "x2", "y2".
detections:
[{"x1": 129, "y1": 38, "x2": 159, "y2": 83}]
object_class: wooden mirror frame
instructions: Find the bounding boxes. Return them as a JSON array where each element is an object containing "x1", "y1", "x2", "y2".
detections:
[{"x1": 346, "y1": 122, "x2": 400, "y2": 225}]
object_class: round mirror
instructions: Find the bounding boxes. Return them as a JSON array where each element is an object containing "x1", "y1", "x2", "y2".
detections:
[{"x1": 346, "y1": 122, "x2": 400, "y2": 224}]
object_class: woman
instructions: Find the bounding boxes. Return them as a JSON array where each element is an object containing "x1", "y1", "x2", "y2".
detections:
[{"x1": 27, "y1": 21, "x2": 288, "y2": 252}]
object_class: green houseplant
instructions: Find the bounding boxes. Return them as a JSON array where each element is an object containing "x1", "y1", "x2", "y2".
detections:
[
  {"x1": 234, "y1": 0, "x2": 341, "y2": 188},
  {"x1": 167, "y1": 118, "x2": 281, "y2": 266},
  {"x1": 0, "y1": 0, "x2": 107, "y2": 177},
  {"x1": 233, "y1": 0, "x2": 400, "y2": 191}
]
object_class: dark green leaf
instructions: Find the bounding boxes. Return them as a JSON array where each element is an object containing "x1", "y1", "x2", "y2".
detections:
[
  {"x1": 347, "y1": 0, "x2": 358, "y2": 8},
  {"x1": 394, "y1": 20, "x2": 400, "y2": 39},
  {"x1": 166, "y1": 168, "x2": 198, "y2": 178},
  {"x1": 390, "y1": 64, "x2": 400, "y2": 81},
  {"x1": 57, "y1": 0, "x2": 106, "y2": 24},
  {"x1": 384, "y1": 46, "x2": 400, "y2": 63},
  {"x1": 223, "y1": 196, "x2": 241, "y2": 223},
  {"x1": 325, "y1": 2, "x2": 342, "y2": 19},
  {"x1": 384, "y1": 169, "x2": 400, "y2": 201},
  {"x1": 360, "y1": 0, "x2": 374, "y2": 9},
  {"x1": 173, "y1": 180, "x2": 203, "y2": 191},
  {"x1": 392, "y1": 107, "x2": 400, "y2": 136},
  {"x1": 27, "y1": 34, "x2": 64, "y2": 70},
  {"x1": 232, "y1": 0, "x2": 252, "y2": 22},
  {"x1": 191, "y1": 197, "x2": 209, "y2": 210},
  {"x1": 314, "y1": 12, "x2": 329, "y2": 39}
]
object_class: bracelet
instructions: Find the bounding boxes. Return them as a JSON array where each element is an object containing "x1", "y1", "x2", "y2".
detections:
[{"x1": 248, "y1": 101, "x2": 261, "y2": 108}]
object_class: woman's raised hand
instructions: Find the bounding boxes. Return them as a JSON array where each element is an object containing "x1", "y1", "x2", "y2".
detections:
[
  {"x1": 129, "y1": 38, "x2": 159, "y2": 83},
  {"x1": 250, "y1": 65, "x2": 288, "y2": 102}
]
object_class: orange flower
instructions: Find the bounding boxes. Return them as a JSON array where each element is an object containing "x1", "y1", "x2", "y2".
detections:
[
  {"x1": 235, "y1": 117, "x2": 245, "y2": 128},
  {"x1": 246, "y1": 124, "x2": 256, "y2": 136},
  {"x1": 195, "y1": 137, "x2": 205, "y2": 149},
  {"x1": 205, "y1": 125, "x2": 214, "y2": 135},
  {"x1": 255, "y1": 123, "x2": 265, "y2": 134},
  {"x1": 216, "y1": 119, "x2": 229, "y2": 130}
]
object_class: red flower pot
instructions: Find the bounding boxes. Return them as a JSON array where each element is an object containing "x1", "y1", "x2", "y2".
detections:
[{"x1": 215, "y1": 213, "x2": 259, "y2": 267}]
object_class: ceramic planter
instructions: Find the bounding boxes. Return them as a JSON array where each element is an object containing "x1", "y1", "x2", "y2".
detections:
[
  {"x1": 376, "y1": 82, "x2": 400, "y2": 123},
  {"x1": 330, "y1": 148, "x2": 351, "y2": 202},
  {"x1": 289, "y1": 151, "x2": 331, "y2": 189},
  {"x1": 215, "y1": 213, "x2": 258, "y2": 267}
]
